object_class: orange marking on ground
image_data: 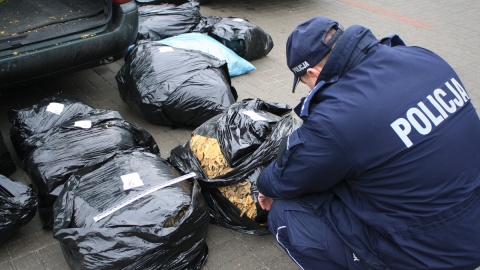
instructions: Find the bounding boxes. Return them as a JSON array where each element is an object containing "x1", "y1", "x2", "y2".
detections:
[{"x1": 340, "y1": 0, "x2": 433, "y2": 29}]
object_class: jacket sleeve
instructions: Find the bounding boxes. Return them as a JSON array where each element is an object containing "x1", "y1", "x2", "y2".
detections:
[{"x1": 257, "y1": 123, "x2": 352, "y2": 199}]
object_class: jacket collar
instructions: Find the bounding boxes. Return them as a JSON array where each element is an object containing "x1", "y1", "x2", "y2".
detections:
[{"x1": 317, "y1": 25, "x2": 379, "y2": 84}]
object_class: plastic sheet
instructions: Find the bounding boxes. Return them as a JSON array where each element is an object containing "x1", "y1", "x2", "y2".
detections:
[
  {"x1": 0, "y1": 175, "x2": 37, "y2": 244},
  {"x1": 7, "y1": 94, "x2": 94, "y2": 161},
  {"x1": 208, "y1": 16, "x2": 274, "y2": 61},
  {"x1": 53, "y1": 149, "x2": 209, "y2": 270},
  {"x1": 116, "y1": 41, "x2": 238, "y2": 127},
  {"x1": 168, "y1": 98, "x2": 302, "y2": 234},
  {"x1": 137, "y1": 2, "x2": 202, "y2": 41},
  {"x1": 23, "y1": 109, "x2": 159, "y2": 228},
  {"x1": 157, "y1": 32, "x2": 256, "y2": 77}
]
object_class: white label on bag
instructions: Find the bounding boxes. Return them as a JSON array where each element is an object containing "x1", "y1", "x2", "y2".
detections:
[
  {"x1": 242, "y1": 110, "x2": 268, "y2": 121},
  {"x1": 121, "y1": 173, "x2": 144, "y2": 191},
  {"x1": 46, "y1": 102, "x2": 65, "y2": 115},
  {"x1": 233, "y1": 18, "x2": 245, "y2": 22},
  {"x1": 74, "y1": 120, "x2": 92, "y2": 129},
  {"x1": 159, "y1": 46, "x2": 174, "y2": 53}
]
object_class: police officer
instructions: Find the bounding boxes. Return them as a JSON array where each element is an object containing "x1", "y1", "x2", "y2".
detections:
[{"x1": 257, "y1": 16, "x2": 480, "y2": 269}]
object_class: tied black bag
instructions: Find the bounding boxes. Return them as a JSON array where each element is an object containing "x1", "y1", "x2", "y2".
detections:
[
  {"x1": 22, "y1": 109, "x2": 159, "y2": 228},
  {"x1": 116, "y1": 41, "x2": 237, "y2": 127},
  {"x1": 53, "y1": 149, "x2": 209, "y2": 270},
  {"x1": 7, "y1": 94, "x2": 94, "y2": 161},
  {"x1": 0, "y1": 175, "x2": 37, "y2": 244},
  {"x1": 208, "y1": 16, "x2": 274, "y2": 61},
  {"x1": 136, "y1": 2, "x2": 202, "y2": 41}
]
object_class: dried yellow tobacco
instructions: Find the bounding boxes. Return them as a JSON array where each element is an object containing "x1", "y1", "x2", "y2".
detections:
[
  {"x1": 218, "y1": 181, "x2": 257, "y2": 219},
  {"x1": 164, "y1": 209, "x2": 186, "y2": 228},
  {"x1": 190, "y1": 134, "x2": 233, "y2": 178},
  {"x1": 190, "y1": 134, "x2": 257, "y2": 219}
]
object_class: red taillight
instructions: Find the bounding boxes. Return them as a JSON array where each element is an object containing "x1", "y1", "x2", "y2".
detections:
[{"x1": 112, "y1": 0, "x2": 132, "y2": 3}]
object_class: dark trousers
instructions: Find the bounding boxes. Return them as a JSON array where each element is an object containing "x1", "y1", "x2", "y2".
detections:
[{"x1": 268, "y1": 199, "x2": 364, "y2": 270}]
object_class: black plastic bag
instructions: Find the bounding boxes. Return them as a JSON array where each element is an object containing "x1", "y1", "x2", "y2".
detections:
[
  {"x1": 7, "y1": 94, "x2": 94, "y2": 161},
  {"x1": 137, "y1": 2, "x2": 202, "y2": 41},
  {"x1": 116, "y1": 41, "x2": 237, "y2": 127},
  {"x1": 194, "y1": 15, "x2": 222, "y2": 34},
  {"x1": 168, "y1": 98, "x2": 302, "y2": 234},
  {"x1": 0, "y1": 131, "x2": 16, "y2": 176},
  {"x1": 0, "y1": 175, "x2": 37, "y2": 244},
  {"x1": 23, "y1": 109, "x2": 159, "y2": 228},
  {"x1": 169, "y1": 98, "x2": 301, "y2": 186},
  {"x1": 53, "y1": 149, "x2": 209, "y2": 270},
  {"x1": 208, "y1": 16, "x2": 274, "y2": 60}
]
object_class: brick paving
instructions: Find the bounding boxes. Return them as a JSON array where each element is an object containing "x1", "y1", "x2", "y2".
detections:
[{"x1": 0, "y1": 0, "x2": 479, "y2": 269}]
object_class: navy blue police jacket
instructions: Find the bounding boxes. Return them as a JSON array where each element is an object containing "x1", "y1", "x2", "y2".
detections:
[{"x1": 257, "y1": 25, "x2": 480, "y2": 269}]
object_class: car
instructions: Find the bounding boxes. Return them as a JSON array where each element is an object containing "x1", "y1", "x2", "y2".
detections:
[{"x1": 0, "y1": 0, "x2": 139, "y2": 89}]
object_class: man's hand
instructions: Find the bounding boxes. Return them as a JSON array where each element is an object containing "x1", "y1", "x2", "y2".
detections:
[{"x1": 258, "y1": 193, "x2": 273, "y2": 211}]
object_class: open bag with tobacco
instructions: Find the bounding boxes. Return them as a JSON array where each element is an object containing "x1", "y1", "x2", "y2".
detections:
[{"x1": 169, "y1": 98, "x2": 302, "y2": 234}]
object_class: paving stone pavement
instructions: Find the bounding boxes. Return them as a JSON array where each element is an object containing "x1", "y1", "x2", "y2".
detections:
[{"x1": 1, "y1": 0, "x2": 479, "y2": 269}]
